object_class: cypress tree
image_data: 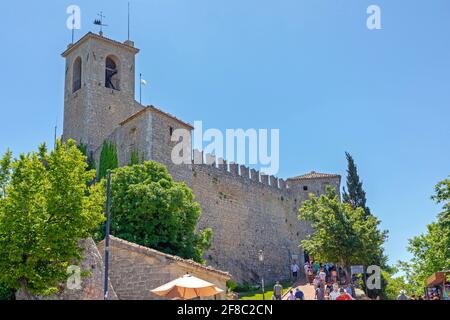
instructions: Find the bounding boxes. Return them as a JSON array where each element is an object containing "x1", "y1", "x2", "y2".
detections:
[
  {"x1": 342, "y1": 152, "x2": 371, "y2": 216},
  {"x1": 98, "y1": 141, "x2": 118, "y2": 180},
  {"x1": 129, "y1": 149, "x2": 140, "y2": 166},
  {"x1": 77, "y1": 142, "x2": 96, "y2": 171}
]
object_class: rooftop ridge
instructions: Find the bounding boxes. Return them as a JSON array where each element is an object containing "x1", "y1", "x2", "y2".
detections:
[
  {"x1": 101, "y1": 236, "x2": 231, "y2": 278},
  {"x1": 287, "y1": 171, "x2": 341, "y2": 181},
  {"x1": 119, "y1": 105, "x2": 194, "y2": 129}
]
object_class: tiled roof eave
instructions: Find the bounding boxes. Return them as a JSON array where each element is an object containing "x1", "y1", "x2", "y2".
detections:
[
  {"x1": 105, "y1": 236, "x2": 231, "y2": 279},
  {"x1": 287, "y1": 172, "x2": 341, "y2": 181}
]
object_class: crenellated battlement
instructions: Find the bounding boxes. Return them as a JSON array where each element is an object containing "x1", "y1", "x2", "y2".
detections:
[{"x1": 191, "y1": 149, "x2": 290, "y2": 192}]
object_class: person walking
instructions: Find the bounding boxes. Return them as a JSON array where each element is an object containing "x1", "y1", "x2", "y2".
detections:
[
  {"x1": 315, "y1": 283, "x2": 325, "y2": 301},
  {"x1": 291, "y1": 262, "x2": 300, "y2": 281},
  {"x1": 273, "y1": 281, "x2": 283, "y2": 300},
  {"x1": 304, "y1": 263, "x2": 310, "y2": 280},
  {"x1": 313, "y1": 275, "x2": 321, "y2": 290},
  {"x1": 288, "y1": 290, "x2": 296, "y2": 300},
  {"x1": 319, "y1": 268, "x2": 327, "y2": 282},
  {"x1": 331, "y1": 267, "x2": 338, "y2": 283},
  {"x1": 329, "y1": 283, "x2": 340, "y2": 300},
  {"x1": 397, "y1": 290, "x2": 408, "y2": 300},
  {"x1": 325, "y1": 287, "x2": 331, "y2": 300},
  {"x1": 345, "y1": 284, "x2": 353, "y2": 297},
  {"x1": 295, "y1": 288, "x2": 304, "y2": 300},
  {"x1": 336, "y1": 288, "x2": 353, "y2": 300},
  {"x1": 305, "y1": 263, "x2": 314, "y2": 285}
]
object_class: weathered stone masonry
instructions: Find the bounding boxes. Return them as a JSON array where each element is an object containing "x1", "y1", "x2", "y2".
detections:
[
  {"x1": 62, "y1": 32, "x2": 341, "y2": 284},
  {"x1": 191, "y1": 159, "x2": 340, "y2": 283},
  {"x1": 97, "y1": 236, "x2": 230, "y2": 300}
]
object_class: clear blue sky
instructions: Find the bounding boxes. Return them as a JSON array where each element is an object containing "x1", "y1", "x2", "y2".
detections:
[{"x1": 0, "y1": 0, "x2": 449, "y2": 266}]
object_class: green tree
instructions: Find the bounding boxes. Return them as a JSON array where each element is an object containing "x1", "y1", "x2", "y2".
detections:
[
  {"x1": 0, "y1": 149, "x2": 12, "y2": 198},
  {"x1": 398, "y1": 221, "x2": 450, "y2": 294},
  {"x1": 298, "y1": 187, "x2": 387, "y2": 279},
  {"x1": 382, "y1": 268, "x2": 418, "y2": 300},
  {"x1": 98, "y1": 141, "x2": 118, "y2": 180},
  {"x1": 77, "y1": 142, "x2": 97, "y2": 172},
  {"x1": 432, "y1": 177, "x2": 450, "y2": 226},
  {"x1": 0, "y1": 282, "x2": 14, "y2": 300},
  {"x1": 398, "y1": 176, "x2": 450, "y2": 294},
  {"x1": 0, "y1": 140, "x2": 105, "y2": 297},
  {"x1": 342, "y1": 152, "x2": 371, "y2": 216},
  {"x1": 129, "y1": 149, "x2": 141, "y2": 166},
  {"x1": 97, "y1": 161, "x2": 212, "y2": 263}
]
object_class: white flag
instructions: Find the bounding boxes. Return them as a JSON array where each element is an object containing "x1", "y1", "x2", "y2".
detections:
[{"x1": 140, "y1": 79, "x2": 147, "y2": 86}]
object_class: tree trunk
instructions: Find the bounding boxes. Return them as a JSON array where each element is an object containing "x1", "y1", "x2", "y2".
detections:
[{"x1": 19, "y1": 278, "x2": 33, "y2": 300}]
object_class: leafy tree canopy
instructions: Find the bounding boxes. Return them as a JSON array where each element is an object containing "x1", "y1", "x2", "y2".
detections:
[
  {"x1": 382, "y1": 267, "x2": 418, "y2": 300},
  {"x1": 0, "y1": 282, "x2": 14, "y2": 300},
  {"x1": 397, "y1": 176, "x2": 450, "y2": 295},
  {"x1": 0, "y1": 149, "x2": 12, "y2": 198},
  {"x1": 0, "y1": 140, "x2": 105, "y2": 297},
  {"x1": 77, "y1": 142, "x2": 96, "y2": 171},
  {"x1": 432, "y1": 177, "x2": 450, "y2": 226},
  {"x1": 299, "y1": 187, "x2": 387, "y2": 273},
  {"x1": 97, "y1": 161, "x2": 212, "y2": 263}
]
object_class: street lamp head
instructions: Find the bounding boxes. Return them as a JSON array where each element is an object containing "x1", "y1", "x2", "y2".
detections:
[{"x1": 258, "y1": 250, "x2": 264, "y2": 262}]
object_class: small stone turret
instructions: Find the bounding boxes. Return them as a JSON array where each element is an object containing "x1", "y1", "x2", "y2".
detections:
[{"x1": 287, "y1": 171, "x2": 341, "y2": 201}]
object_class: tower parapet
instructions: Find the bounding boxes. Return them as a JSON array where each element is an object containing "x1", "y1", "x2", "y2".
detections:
[
  {"x1": 62, "y1": 32, "x2": 142, "y2": 152},
  {"x1": 287, "y1": 171, "x2": 341, "y2": 200}
]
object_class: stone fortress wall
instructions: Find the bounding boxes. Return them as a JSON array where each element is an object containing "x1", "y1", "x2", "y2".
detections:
[
  {"x1": 62, "y1": 32, "x2": 341, "y2": 285},
  {"x1": 188, "y1": 151, "x2": 340, "y2": 283},
  {"x1": 108, "y1": 115, "x2": 341, "y2": 283}
]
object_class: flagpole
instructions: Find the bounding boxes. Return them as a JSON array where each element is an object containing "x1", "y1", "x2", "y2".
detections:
[{"x1": 140, "y1": 73, "x2": 142, "y2": 104}]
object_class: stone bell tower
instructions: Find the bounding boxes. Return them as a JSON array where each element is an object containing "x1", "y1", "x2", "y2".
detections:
[{"x1": 62, "y1": 32, "x2": 143, "y2": 153}]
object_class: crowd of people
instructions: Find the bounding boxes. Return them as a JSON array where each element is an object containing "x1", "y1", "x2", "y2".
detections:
[
  {"x1": 271, "y1": 259, "x2": 357, "y2": 300},
  {"x1": 397, "y1": 290, "x2": 445, "y2": 300},
  {"x1": 269, "y1": 259, "x2": 447, "y2": 301},
  {"x1": 302, "y1": 260, "x2": 354, "y2": 300}
]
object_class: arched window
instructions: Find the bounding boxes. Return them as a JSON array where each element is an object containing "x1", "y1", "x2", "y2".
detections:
[
  {"x1": 72, "y1": 57, "x2": 82, "y2": 93},
  {"x1": 105, "y1": 56, "x2": 120, "y2": 90}
]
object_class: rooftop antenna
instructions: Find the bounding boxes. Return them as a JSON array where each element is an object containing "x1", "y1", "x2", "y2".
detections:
[
  {"x1": 127, "y1": 2, "x2": 131, "y2": 41},
  {"x1": 94, "y1": 12, "x2": 108, "y2": 36}
]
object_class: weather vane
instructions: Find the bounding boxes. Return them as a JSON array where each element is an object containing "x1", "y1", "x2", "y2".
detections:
[{"x1": 94, "y1": 11, "x2": 108, "y2": 36}]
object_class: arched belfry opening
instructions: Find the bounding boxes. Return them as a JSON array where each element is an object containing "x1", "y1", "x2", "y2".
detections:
[
  {"x1": 105, "y1": 55, "x2": 120, "y2": 90},
  {"x1": 72, "y1": 56, "x2": 82, "y2": 93}
]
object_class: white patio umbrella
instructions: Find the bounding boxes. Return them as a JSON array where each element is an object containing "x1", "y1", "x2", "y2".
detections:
[{"x1": 151, "y1": 274, "x2": 224, "y2": 300}]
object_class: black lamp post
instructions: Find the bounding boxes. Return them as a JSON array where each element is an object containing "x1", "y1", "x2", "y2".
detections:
[
  {"x1": 103, "y1": 170, "x2": 112, "y2": 300},
  {"x1": 259, "y1": 250, "x2": 265, "y2": 300}
]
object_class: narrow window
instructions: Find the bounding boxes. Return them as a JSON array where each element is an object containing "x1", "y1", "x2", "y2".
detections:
[
  {"x1": 130, "y1": 127, "x2": 137, "y2": 146},
  {"x1": 303, "y1": 186, "x2": 308, "y2": 191},
  {"x1": 72, "y1": 57, "x2": 82, "y2": 93},
  {"x1": 105, "y1": 56, "x2": 120, "y2": 90},
  {"x1": 169, "y1": 126, "x2": 174, "y2": 137}
]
